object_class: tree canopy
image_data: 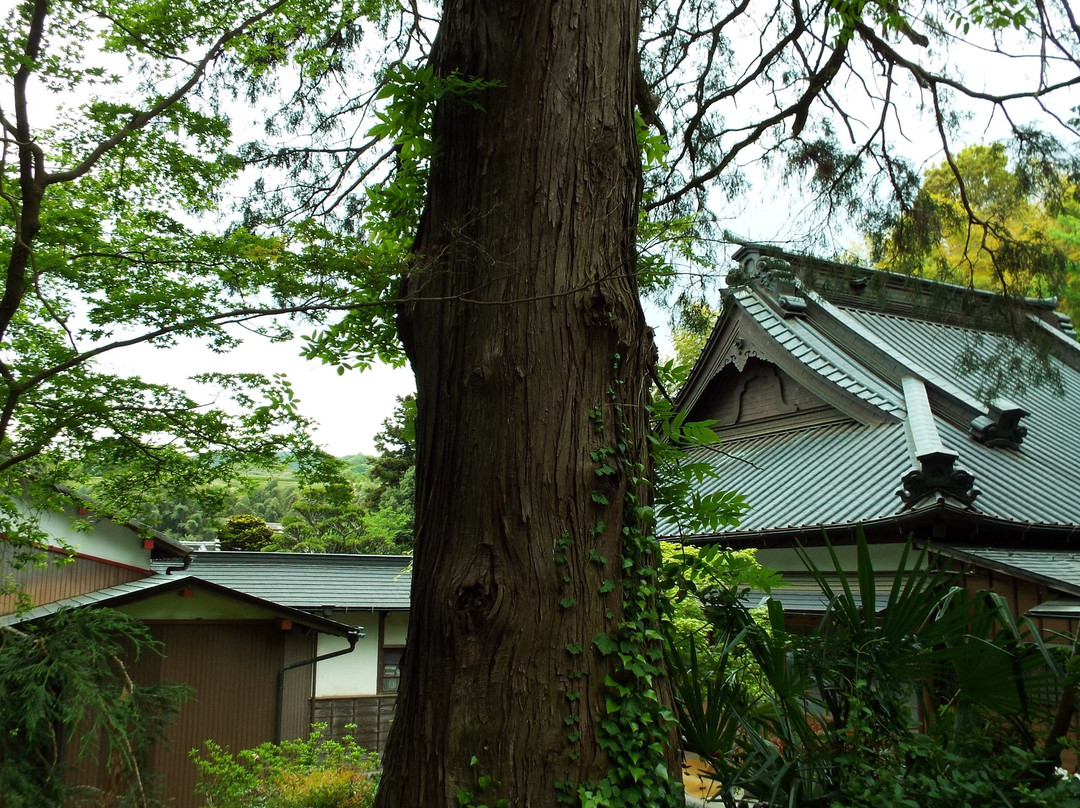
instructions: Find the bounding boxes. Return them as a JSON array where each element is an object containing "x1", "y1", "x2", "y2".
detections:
[
  {"x1": 0, "y1": 0, "x2": 409, "y2": 561},
  {"x1": 3, "y1": 0, "x2": 1080, "y2": 804},
  {"x1": 868, "y1": 139, "x2": 1080, "y2": 320}
]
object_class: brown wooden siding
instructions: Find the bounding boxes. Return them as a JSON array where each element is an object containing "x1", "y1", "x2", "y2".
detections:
[
  {"x1": 0, "y1": 553, "x2": 145, "y2": 615},
  {"x1": 280, "y1": 628, "x2": 318, "y2": 741},
  {"x1": 698, "y1": 358, "x2": 838, "y2": 428},
  {"x1": 957, "y1": 565, "x2": 1079, "y2": 764},
  {"x1": 127, "y1": 622, "x2": 316, "y2": 808},
  {"x1": 312, "y1": 695, "x2": 397, "y2": 753},
  {"x1": 960, "y1": 567, "x2": 1078, "y2": 644}
]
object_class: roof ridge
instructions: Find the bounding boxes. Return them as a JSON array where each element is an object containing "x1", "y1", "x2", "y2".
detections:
[
  {"x1": 730, "y1": 241, "x2": 1070, "y2": 334},
  {"x1": 897, "y1": 377, "x2": 980, "y2": 512},
  {"x1": 733, "y1": 289, "x2": 902, "y2": 422},
  {"x1": 782, "y1": 282, "x2": 1034, "y2": 452}
]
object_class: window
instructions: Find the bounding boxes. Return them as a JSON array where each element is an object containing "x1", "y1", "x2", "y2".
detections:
[{"x1": 380, "y1": 646, "x2": 404, "y2": 693}]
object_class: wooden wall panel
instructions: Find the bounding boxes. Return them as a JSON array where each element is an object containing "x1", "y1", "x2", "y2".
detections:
[
  {"x1": 312, "y1": 695, "x2": 397, "y2": 753},
  {"x1": 281, "y1": 628, "x2": 318, "y2": 741},
  {"x1": 138, "y1": 622, "x2": 312, "y2": 808},
  {"x1": 1014, "y1": 580, "x2": 1040, "y2": 622},
  {"x1": 0, "y1": 554, "x2": 144, "y2": 615},
  {"x1": 700, "y1": 359, "x2": 837, "y2": 428},
  {"x1": 60, "y1": 622, "x2": 318, "y2": 808}
]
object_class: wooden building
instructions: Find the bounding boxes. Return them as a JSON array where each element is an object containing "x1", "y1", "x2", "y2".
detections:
[
  {"x1": 664, "y1": 242, "x2": 1080, "y2": 627},
  {"x1": 1, "y1": 500, "x2": 368, "y2": 808},
  {"x1": 156, "y1": 550, "x2": 412, "y2": 754}
]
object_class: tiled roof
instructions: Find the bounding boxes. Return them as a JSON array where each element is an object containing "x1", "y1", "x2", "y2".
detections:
[
  {"x1": 1028, "y1": 598, "x2": 1080, "y2": 618},
  {"x1": 153, "y1": 552, "x2": 413, "y2": 611},
  {"x1": 660, "y1": 421, "x2": 912, "y2": 539},
  {"x1": 936, "y1": 546, "x2": 1080, "y2": 596},
  {"x1": 663, "y1": 244, "x2": 1080, "y2": 544},
  {"x1": 0, "y1": 573, "x2": 361, "y2": 636},
  {"x1": 735, "y1": 290, "x2": 902, "y2": 416},
  {"x1": 1, "y1": 575, "x2": 174, "y2": 625}
]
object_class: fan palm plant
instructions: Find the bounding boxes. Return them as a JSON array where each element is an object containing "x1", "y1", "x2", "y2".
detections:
[{"x1": 663, "y1": 529, "x2": 1080, "y2": 807}]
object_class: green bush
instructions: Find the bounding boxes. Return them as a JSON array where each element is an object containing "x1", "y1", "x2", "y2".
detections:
[
  {"x1": 192, "y1": 725, "x2": 379, "y2": 808},
  {"x1": 217, "y1": 514, "x2": 275, "y2": 551},
  {"x1": 664, "y1": 531, "x2": 1080, "y2": 808},
  {"x1": 0, "y1": 608, "x2": 189, "y2": 808},
  {"x1": 833, "y1": 724, "x2": 1080, "y2": 808}
]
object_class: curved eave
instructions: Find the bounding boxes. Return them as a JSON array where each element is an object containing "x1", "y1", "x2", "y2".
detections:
[
  {"x1": 664, "y1": 501, "x2": 1080, "y2": 550},
  {"x1": 932, "y1": 545, "x2": 1080, "y2": 598}
]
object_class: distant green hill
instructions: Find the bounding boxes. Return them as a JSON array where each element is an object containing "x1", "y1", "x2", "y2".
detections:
[{"x1": 338, "y1": 453, "x2": 372, "y2": 477}]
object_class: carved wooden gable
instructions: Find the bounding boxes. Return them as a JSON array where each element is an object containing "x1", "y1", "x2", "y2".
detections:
[{"x1": 688, "y1": 356, "x2": 847, "y2": 435}]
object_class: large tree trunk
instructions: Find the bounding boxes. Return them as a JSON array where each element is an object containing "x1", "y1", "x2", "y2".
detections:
[{"x1": 375, "y1": 1, "x2": 679, "y2": 806}]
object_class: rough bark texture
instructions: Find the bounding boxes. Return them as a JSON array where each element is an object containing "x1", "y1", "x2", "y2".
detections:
[{"x1": 376, "y1": 1, "x2": 676, "y2": 805}]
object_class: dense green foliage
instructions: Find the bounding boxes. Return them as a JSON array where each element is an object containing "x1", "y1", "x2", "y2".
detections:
[
  {"x1": 0, "y1": 608, "x2": 189, "y2": 808},
  {"x1": 0, "y1": 0, "x2": 413, "y2": 578},
  {"x1": 218, "y1": 513, "x2": 276, "y2": 551},
  {"x1": 2, "y1": 0, "x2": 1079, "y2": 802},
  {"x1": 192, "y1": 724, "x2": 379, "y2": 808},
  {"x1": 243, "y1": 399, "x2": 413, "y2": 553},
  {"x1": 70, "y1": 397, "x2": 415, "y2": 552},
  {"x1": 867, "y1": 140, "x2": 1080, "y2": 323},
  {"x1": 663, "y1": 533, "x2": 1080, "y2": 808}
]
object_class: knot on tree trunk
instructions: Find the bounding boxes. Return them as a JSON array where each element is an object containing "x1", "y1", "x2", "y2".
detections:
[{"x1": 453, "y1": 581, "x2": 497, "y2": 634}]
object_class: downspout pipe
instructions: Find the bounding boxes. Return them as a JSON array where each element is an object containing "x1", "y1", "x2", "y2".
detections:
[
  {"x1": 276, "y1": 627, "x2": 362, "y2": 742},
  {"x1": 163, "y1": 555, "x2": 193, "y2": 574}
]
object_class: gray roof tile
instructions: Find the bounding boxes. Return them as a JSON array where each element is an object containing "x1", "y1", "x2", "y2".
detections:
[
  {"x1": 659, "y1": 421, "x2": 912, "y2": 538},
  {"x1": 666, "y1": 246, "x2": 1080, "y2": 543},
  {"x1": 1, "y1": 573, "x2": 361, "y2": 636},
  {"x1": 153, "y1": 552, "x2": 413, "y2": 611},
  {"x1": 936, "y1": 546, "x2": 1080, "y2": 595}
]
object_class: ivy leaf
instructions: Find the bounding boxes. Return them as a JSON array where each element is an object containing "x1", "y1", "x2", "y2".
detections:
[{"x1": 593, "y1": 633, "x2": 618, "y2": 655}]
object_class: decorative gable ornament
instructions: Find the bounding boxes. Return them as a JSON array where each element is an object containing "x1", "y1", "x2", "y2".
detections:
[
  {"x1": 724, "y1": 336, "x2": 763, "y2": 372},
  {"x1": 970, "y1": 409, "x2": 1029, "y2": 450},
  {"x1": 735, "y1": 253, "x2": 810, "y2": 318},
  {"x1": 898, "y1": 451, "x2": 980, "y2": 511}
]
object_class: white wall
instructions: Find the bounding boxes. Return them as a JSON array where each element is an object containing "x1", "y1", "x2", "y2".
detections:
[
  {"x1": 314, "y1": 610, "x2": 410, "y2": 698},
  {"x1": 757, "y1": 542, "x2": 909, "y2": 575},
  {"x1": 315, "y1": 611, "x2": 379, "y2": 696},
  {"x1": 30, "y1": 504, "x2": 150, "y2": 570}
]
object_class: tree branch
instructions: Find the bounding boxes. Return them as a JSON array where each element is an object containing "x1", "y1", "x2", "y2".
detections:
[{"x1": 45, "y1": 0, "x2": 294, "y2": 187}]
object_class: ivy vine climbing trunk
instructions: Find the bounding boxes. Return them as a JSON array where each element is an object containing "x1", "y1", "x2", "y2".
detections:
[{"x1": 376, "y1": 1, "x2": 680, "y2": 806}]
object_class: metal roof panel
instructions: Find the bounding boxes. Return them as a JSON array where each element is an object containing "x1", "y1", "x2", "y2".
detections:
[
  {"x1": 153, "y1": 552, "x2": 413, "y2": 610},
  {"x1": 658, "y1": 421, "x2": 911, "y2": 538}
]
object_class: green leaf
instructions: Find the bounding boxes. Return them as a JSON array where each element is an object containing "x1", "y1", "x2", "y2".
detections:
[{"x1": 593, "y1": 633, "x2": 619, "y2": 655}]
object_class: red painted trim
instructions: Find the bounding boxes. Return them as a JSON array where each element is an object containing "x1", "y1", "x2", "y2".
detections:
[{"x1": 42, "y1": 544, "x2": 151, "y2": 576}]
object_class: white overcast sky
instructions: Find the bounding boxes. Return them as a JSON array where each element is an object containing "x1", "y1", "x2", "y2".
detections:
[
  {"x1": 14, "y1": 4, "x2": 1072, "y2": 456},
  {"x1": 107, "y1": 333, "x2": 416, "y2": 457}
]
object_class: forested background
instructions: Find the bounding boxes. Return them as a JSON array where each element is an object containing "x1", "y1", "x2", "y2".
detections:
[
  {"x1": 4, "y1": 0, "x2": 1080, "y2": 804},
  {"x1": 130, "y1": 395, "x2": 416, "y2": 554}
]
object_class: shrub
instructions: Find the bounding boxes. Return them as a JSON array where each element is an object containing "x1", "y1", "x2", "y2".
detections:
[
  {"x1": 192, "y1": 724, "x2": 379, "y2": 808},
  {"x1": 0, "y1": 608, "x2": 189, "y2": 808},
  {"x1": 664, "y1": 531, "x2": 1080, "y2": 808},
  {"x1": 217, "y1": 514, "x2": 275, "y2": 551}
]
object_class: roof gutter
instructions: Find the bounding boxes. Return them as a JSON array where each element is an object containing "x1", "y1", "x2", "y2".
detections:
[
  {"x1": 163, "y1": 555, "x2": 193, "y2": 574},
  {"x1": 276, "y1": 627, "x2": 363, "y2": 743},
  {"x1": 665, "y1": 506, "x2": 1080, "y2": 549}
]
